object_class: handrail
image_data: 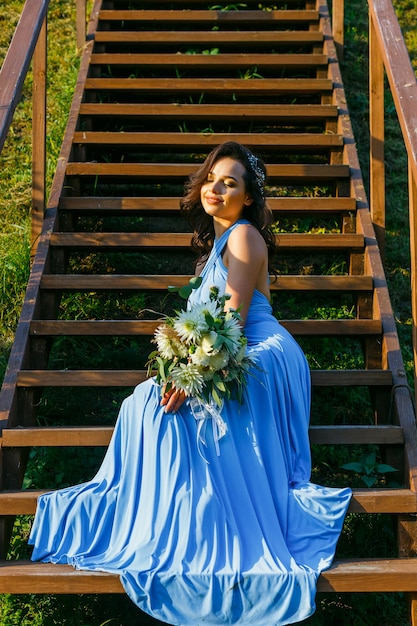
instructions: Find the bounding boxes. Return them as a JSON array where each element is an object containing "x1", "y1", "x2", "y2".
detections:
[
  {"x1": 367, "y1": 0, "x2": 417, "y2": 402},
  {"x1": 0, "y1": 0, "x2": 87, "y2": 257},
  {"x1": 331, "y1": 0, "x2": 345, "y2": 59}
]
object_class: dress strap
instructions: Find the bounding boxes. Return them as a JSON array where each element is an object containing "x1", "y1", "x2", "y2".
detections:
[{"x1": 200, "y1": 219, "x2": 250, "y2": 279}]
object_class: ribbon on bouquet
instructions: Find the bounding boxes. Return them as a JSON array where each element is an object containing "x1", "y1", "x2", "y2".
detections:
[{"x1": 189, "y1": 397, "x2": 228, "y2": 461}]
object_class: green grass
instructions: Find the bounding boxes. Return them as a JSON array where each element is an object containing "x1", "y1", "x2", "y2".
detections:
[
  {"x1": 0, "y1": 0, "x2": 80, "y2": 381},
  {"x1": 0, "y1": 0, "x2": 416, "y2": 624}
]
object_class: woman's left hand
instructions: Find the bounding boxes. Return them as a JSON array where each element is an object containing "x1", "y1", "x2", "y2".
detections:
[{"x1": 160, "y1": 386, "x2": 187, "y2": 413}]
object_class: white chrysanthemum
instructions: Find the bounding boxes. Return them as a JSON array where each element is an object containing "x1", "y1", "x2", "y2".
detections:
[
  {"x1": 170, "y1": 363, "x2": 204, "y2": 397},
  {"x1": 154, "y1": 325, "x2": 188, "y2": 359},
  {"x1": 190, "y1": 345, "x2": 211, "y2": 367},
  {"x1": 174, "y1": 307, "x2": 208, "y2": 344},
  {"x1": 199, "y1": 299, "x2": 222, "y2": 319},
  {"x1": 200, "y1": 331, "x2": 221, "y2": 355},
  {"x1": 207, "y1": 348, "x2": 229, "y2": 371}
]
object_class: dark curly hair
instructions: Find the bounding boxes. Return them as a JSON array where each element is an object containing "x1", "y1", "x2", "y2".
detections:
[{"x1": 180, "y1": 142, "x2": 276, "y2": 270}]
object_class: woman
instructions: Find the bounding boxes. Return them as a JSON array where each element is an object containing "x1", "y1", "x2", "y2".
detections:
[{"x1": 29, "y1": 142, "x2": 351, "y2": 625}]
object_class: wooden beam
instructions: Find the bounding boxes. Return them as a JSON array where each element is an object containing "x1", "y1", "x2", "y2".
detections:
[
  {"x1": 97, "y1": 9, "x2": 320, "y2": 23},
  {"x1": 0, "y1": 487, "x2": 412, "y2": 514},
  {"x1": 49, "y1": 231, "x2": 359, "y2": 249},
  {"x1": 29, "y1": 319, "x2": 382, "y2": 337},
  {"x1": 1, "y1": 424, "x2": 403, "y2": 449},
  {"x1": 58, "y1": 196, "x2": 356, "y2": 213},
  {"x1": 79, "y1": 103, "x2": 338, "y2": 121},
  {"x1": 39, "y1": 274, "x2": 371, "y2": 291},
  {"x1": 15, "y1": 369, "x2": 393, "y2": 388},
  {"x1": 2, "y1": 559, "x2": 417, "y2": 594}
]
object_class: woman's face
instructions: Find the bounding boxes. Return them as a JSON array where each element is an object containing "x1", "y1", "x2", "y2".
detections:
[{"x1": 200, "y1": 157, "x2": 252, "y2": 228}]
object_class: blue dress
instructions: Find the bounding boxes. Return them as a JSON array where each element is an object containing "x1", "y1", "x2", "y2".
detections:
[{"x1": 29, "y1": 220, "x2": 352, "y2": 625}]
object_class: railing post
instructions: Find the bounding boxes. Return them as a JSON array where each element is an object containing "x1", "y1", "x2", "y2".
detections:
[
  {"x1": 369, "y1": 9, "x2": 386, "y2": 261},
  {"x1": 332, "y1": 0, "x2": 344, "y2": 61},
  {"x1": 31, "y1": 13, "x2": 47, "y2": 258},
  {"x1": 76, "y1": 0, "x2": 87, "y2": 50},
  {"x1": 409, "y1": 159, "x2": 417, "y2": 406}
]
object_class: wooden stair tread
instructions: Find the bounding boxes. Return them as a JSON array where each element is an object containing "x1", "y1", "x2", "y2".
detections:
[
  {"x1": 58, "y1": 196, "x2": 356, "y2": 213},
  {"x1": 48, "y1": 232, "x2": 361, "y2": 250},
  {"x1": 115, "y1": 0, "x2": 305, "y2": 3},
  {"x1": 29, "y1": 319, "x2": 382, "y2": 337},
  {"x1": 84, "y1": 77, "x2": 333, "y2": 94},
  {"x1": 78, "y1": 103, "x2": 338, "y2": 120},
  {"x1": 71, "y1": 132, "x2": 344, "y2": 149},
  {"x1": 39, "y1": 274, "x2": 371, "y2": 290},
  {"x1": 65, "y1": 163, "x2": 349, "y2": 182},
  {"x1": 1, "y1": 559, "x2": 417, "y2": 594},
  {"x1": 97, "y1": 10, "x2": 320, "y2": 23},
  {"x1": 0, "y1": 488, "x2": 413, "y2": 515},
  {"x1": 1, "y1": 425, "x2": 403, "y2": 449},
  {"x1": 88, "y1": 53, "x2": 327, "y2": 68},
  {"x1": 93, "y1": 30, "x2": 324, "y2": 45},
  {"x1": 16, "y1": 369, "x2": 393, "y2": 387}
]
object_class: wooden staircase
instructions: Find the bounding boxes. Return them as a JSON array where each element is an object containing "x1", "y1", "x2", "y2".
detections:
[{"x1": 1, "y1": 0, "x2": 417, "y2": 621}]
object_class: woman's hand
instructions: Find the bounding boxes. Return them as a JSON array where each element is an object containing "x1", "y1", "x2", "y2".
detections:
[{"x1": 160, "y1": 386, "x2": 187, "y2": 413}]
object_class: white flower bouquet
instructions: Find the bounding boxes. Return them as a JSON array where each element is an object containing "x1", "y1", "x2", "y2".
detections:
[{"x1": 147, "y1": 277, "x2": 256, "y2": 408}]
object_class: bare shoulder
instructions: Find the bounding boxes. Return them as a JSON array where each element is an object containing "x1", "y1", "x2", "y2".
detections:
[{"x1": 227, "y1": 223, "x2": 267, "y2": 256}]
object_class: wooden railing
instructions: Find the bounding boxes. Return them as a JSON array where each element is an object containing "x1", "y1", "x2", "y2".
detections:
[
  {"x1": 366, "y1": 0, "x2": 417, "y2": 403},
  {"x1": 0, "y1": 0, "x2": 87, "y2": 256}
]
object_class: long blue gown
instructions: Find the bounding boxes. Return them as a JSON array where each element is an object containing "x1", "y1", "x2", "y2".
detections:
[{"x1": 29, "y1": 220, "x2": 352, "y2": 625}]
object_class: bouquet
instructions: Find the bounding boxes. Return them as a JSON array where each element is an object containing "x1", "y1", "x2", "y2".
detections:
[{"x1": 147, "y1": 277, "x2": 256, "y2": 409}]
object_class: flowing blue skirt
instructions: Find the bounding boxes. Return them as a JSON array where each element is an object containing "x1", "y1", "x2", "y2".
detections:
[{"x1": 29, "y1": 320, "x2": 351, "y2": 625}]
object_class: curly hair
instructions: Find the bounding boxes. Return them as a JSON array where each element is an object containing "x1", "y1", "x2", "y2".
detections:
[{"x1": 179, "y1": 142, "x2": 276, "y2": 270}]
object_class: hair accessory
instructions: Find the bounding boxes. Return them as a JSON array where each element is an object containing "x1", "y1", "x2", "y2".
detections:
[{"x1": 246, "y1": 151, "x2": 266, "y2": 195}]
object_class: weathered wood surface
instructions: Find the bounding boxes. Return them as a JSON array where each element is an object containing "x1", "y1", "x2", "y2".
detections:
[
  {"x1": 15, "y1": 369, "x2": 393, "y2": 388},
  {"x1": 93, "y1": 30, "x2": 324, "y2": 45},
  {"x1": 0, "y1": 488, "x2": 412, "y2": 515},
  {"x1": 97, "y1": 9, "x2": 319, "y2": 23},
  {"x1": 0, "y1": 424, "x2": 404, "y2": 449},
  {"x1": 29, "y1": 319, "x2": 381, "y2": 336},
  {"x1": 2, "y1": 559, "x2": 417, "y2": 594},
  {"x1": 59, "y1": 196, "x2": 356, "y2": 212},
  {"x1": 0, "y1": 0, "x2": 48, "y2": 152},
  {"x1": 39, "y1": 274, "x2": 370, "y2": 290}
]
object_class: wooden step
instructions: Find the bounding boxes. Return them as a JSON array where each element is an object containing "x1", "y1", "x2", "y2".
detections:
[
  {"x1": 29, "y1": 319, "x2": 382, "y2": 337},
  {"x1": 119, "y1": 0, "x2": 307, "y2": 4},
  {"x1": 65, "y1": 163, "x2": 350, "y2": 181},
  {"x1": 16, "y1": 369, "x2": 393, "y2": 388},
  {"x1": 78, "y1": 103, "x2": 338, "y2": 122},
  {"x1": 58, "y1": 196, "x2": 357, "y2": 214},
  {"x1": 39, "y1": 274, "x2": 371, "y2": 291},
  {"x1": 93, "y1": 30, "x2": 324, "y2": 46},
  {"x1": 1, "y1": 559, "x2": 417, "y2": 594},
  {"x1": 71, "y1": 132, "x2": 344, "y2": 151},
  {"x1": 97, "y1": 10, "x2": 320, "y2": 24},
  {"x1": 88, "y1": 52, "x2": 327, "y2": 69},
  {"x1": 1, "y1": 425, "x2": 403, "y2": 449},
  {"x1": 48, "y1": 232, "x2": 360, "y2": 250},
  {"x1": 84, "y1": 77, "x2": 333, "y2": 95},
  {"x1": 0, "y1": 488, "x2": 412, "y2": 515}
]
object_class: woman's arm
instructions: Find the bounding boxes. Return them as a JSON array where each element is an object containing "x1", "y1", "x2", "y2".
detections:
[{"x1": 222, "y1": 224, "x2": 269, "y2": 324}]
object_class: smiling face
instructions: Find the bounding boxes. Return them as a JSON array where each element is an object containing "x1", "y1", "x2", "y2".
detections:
[{"x1": 200, "y1": 157, "x2": 253, "y2": 233}]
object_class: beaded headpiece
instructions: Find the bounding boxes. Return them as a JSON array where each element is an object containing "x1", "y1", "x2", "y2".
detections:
[{"x1": 247, "y1": 150, "x2": 266, "y2": 195}]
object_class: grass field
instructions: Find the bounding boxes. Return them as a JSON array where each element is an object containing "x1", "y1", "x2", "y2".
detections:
[{"x1": 0, "y1": 0, "x2": 416, "y2": 624}]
